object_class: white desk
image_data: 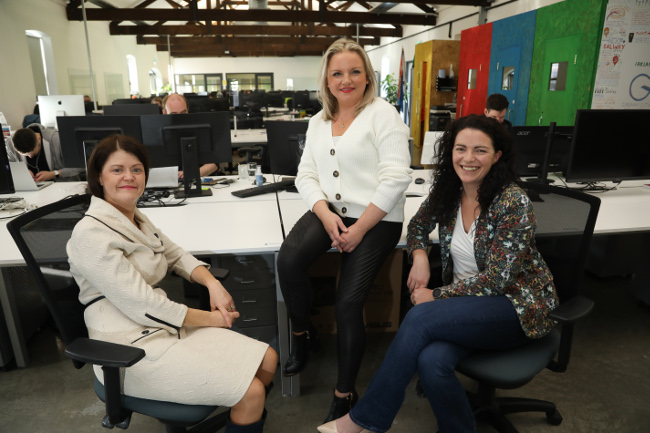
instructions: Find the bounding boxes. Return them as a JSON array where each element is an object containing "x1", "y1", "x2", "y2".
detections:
[{"x1": 2, "y1": 172, "x2": 649, "y2": 381}]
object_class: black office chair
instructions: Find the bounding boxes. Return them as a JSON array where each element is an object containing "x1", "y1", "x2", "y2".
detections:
[
  {"x1": 415, "y1": 182, "x2": 600, "y2": 432},
  {"x1": 7, "y1": 194, "x2": 228, "y2": 432}
]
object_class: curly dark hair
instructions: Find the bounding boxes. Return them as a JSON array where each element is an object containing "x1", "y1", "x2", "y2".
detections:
[{"x1": 426, "y1": 114, "x2": 518, "y2": 225}]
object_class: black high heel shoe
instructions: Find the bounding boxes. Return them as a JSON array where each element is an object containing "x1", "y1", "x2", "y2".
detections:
[
  {"x1": 323, "y1": 389, "x2": 358, "y2": 423},
  {"x1": 282, "y1": 325, "x2": 320, "y2": 377}
]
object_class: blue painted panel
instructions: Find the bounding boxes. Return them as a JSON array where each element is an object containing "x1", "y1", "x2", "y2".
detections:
[{"x1": 488, "y1": 10, "x2": 537, "y2": 126}]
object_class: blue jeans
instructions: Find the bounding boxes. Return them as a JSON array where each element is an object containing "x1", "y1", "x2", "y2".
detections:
[{"x1": 349, "y1": 296, "x2": 531, "y2": 433}]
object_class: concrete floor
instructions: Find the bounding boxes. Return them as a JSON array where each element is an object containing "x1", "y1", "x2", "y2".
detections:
[{"x1": 1, "y1": 272, "x2": 649, "y2": 433}]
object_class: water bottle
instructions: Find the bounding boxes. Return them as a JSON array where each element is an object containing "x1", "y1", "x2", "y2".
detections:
[{"x1": 255, "y1": 165, "x2": 263, "y2": 187}]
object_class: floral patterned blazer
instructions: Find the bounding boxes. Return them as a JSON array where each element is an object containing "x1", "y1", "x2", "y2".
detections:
[{"x1": 407, "y1": 183, "x2": 559, "y2": 339}]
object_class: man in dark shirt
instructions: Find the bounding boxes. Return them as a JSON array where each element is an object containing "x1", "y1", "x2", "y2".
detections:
[
  {"x1": 5, "y1": 124, "x2": 82, "y2": 181},
  {"x1": 484, "y1": 93, "x2": 513, "y2": 129}
]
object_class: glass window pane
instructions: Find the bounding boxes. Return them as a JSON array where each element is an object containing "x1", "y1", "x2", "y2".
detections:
[
  {"x1": 501, "y1": 66, "x2": 514, "y2": 90},
  {"x1": 549, "y1": 62, "x2": 568, "y2": 91},
  {"x1": 467, "y1": 69, "x2": 477, "y2": 89}
]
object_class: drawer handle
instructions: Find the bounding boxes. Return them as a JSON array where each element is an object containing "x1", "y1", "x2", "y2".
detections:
[
  {"x1": 240, "y1": 279, "x2": 256, "y2": 284},
  {"x1": 243, "y1": 317, "x2": 258, "y2": 322},
  {"x1": 242, "y1": 298, "x2": 257, "y2": 303},
  {"x1": 238, "y1": 259, "x2": 255, "y2": 264}
]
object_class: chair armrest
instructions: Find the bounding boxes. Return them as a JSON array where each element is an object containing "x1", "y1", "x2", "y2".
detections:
[
  {"x1": 65, "y1": 337, "x2": 145, "y2": 369},
  {"x1": 548, "y1": 296, "x2": 595, "y2": 325}
]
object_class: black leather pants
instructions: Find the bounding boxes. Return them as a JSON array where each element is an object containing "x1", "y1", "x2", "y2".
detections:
[{"x1": 277, "y1": 209, "x2": 402, "y2": 393}]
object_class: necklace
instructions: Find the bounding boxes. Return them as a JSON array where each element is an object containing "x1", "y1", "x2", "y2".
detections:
[{"x1": 337, "y1": 114, "x2": 355, "y2": 130}]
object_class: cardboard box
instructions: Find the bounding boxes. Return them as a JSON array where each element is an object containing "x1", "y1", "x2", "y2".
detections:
[{"x1": 308, "y1": 250, "x2": 402, "y2": 334}]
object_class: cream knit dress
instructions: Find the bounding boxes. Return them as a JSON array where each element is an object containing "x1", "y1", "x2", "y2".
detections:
[{"x1": 67, "y1": 196, "x2": 269, "y2": 406}]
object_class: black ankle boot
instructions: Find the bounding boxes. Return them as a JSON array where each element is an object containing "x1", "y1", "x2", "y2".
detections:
[
  {"x1": 225, "y1": 409, "x2": 267, "y2": 433},
  {"x1": 323, "y1": 389, "x2": 358, "y2": 423},
  {"x1": 282, "y1": 326, "x2": 320, "y2": 377}
]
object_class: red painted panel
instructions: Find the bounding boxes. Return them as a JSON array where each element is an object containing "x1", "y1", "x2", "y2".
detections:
[{"x1": 457, "y1": 23, "x2": 493, "y2": 118}]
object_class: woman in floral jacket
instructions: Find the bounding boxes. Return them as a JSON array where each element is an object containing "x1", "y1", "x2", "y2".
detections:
[{"x1": 318, "y1": 114, "x2": 559, "y2": 433}]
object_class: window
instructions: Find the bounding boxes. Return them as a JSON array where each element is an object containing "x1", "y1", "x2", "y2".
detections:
[
  {"x1": 501, "y1": 66, "x2": 515, "y2": 90},
  {"x1": 25, "y1": 30, "x2": 58, "y2": 95},
  {"x1": 175, "y1": 74, "x2": 206, "y2": 94},
  {"x1": 226, "y1": 73, "x2": 274, "y2": 91},
  {"x1": 126, "y1": 55, "x2": 139, "y2": 96},
  {"x1": 467, "y1": 69, "x2": 477, "y2": 89},
  {"x1": 549, "y1": 62, "x2": 568, "y2": 91}
]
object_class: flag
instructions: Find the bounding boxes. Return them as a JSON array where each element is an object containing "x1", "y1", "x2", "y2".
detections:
[{"x1": 397, "y1": 48, "x2": 406, "y2": 112}]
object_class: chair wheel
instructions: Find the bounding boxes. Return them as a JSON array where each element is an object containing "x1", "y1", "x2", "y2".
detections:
[{"x1": 546, "y1": 409, "x2": 563, "y2": 425}]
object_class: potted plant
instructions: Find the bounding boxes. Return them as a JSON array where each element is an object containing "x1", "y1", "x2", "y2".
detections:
[{"x1": 381, "y1": 73, "x2": 407, "y2": 112}]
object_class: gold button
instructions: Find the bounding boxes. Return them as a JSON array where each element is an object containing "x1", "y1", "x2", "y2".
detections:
[
  {"x1": 333, "y1": 171, "x2": 339, "y2": 177},
  {"x1": 336, "y1": 194, "x2": 341, "y2": 200}
]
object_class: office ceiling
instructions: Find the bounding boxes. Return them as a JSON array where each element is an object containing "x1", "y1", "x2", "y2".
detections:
[{"x1": 66, "y1": 0, "x2": 491, "y2": 57}]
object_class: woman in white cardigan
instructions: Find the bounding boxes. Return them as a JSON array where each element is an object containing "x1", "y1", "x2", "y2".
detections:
[
  {"x1": 276, "y1": 38, "x2": 412, "y2": 423},
  {"x1": 67, "y1": 135, "x2": 277, "y2": 433}
]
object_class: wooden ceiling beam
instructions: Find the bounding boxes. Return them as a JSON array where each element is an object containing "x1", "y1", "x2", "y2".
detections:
[
  {"x1": 68, "y1": 7, "x2": 437, "y2": 26},
  {"x1": 110, "y1": 23, "x2": 402, "y2": 38},
  {"x1": 141, "y1": 35, "x2": 375, "y2": 46}
]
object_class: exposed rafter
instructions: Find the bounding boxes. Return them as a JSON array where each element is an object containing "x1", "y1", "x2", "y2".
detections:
[{"x1": 66, "y1": 0, "x2": 490, "y2": 57}]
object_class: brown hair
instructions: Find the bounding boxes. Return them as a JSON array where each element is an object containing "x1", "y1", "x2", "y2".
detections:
[
  {"x1": 86, "y1": 135, "x2": 150, "y2": 199},
  {"x1": 317, "y1": 38, "x2": 377, "y2": 121}
]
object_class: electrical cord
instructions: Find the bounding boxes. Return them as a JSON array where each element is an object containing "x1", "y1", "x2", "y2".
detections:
[{"x1": 0, "y1": 197, "x2": 37, "y2": 219}]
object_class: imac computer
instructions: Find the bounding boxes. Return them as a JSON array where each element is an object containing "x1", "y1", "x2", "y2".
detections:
[
  {"x1": 103, "y1": 104, "x2": 160, "y2": 116},
  {"x1": 565, "y1": 109, "x2": 649, "y2": 185},
  {"x1": 58, "y1": 116, "x2": 143, "y2": 169},
  {"x1": 140, "y1": 112, "x2": 232, "y2": 198},
  {"x1": 511, "y1": 125, "x2": 573, "y2": 178},
  {"x1": 265, "y1": 120, "x2": 309, "y2": 177},
  {"x1": 38, "y1": 95, "x2": 86, "y2": 129}
]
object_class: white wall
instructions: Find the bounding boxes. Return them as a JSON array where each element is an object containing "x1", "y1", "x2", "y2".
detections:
[{"x1": 0, "y1": 0, "x2": 167, "y2": 131}]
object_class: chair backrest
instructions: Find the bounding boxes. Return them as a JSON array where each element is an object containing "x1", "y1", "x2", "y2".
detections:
[
  {"x1": 7, "y1": 194, "x2": 92, "y2": 345},
  {"x1": 522, "y1": 182, "x2": 601, "y2": 301}
]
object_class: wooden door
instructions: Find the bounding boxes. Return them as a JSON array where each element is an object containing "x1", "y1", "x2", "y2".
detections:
[{"x1": 458, "y1": 23, "x2": 492, "y2": 118}]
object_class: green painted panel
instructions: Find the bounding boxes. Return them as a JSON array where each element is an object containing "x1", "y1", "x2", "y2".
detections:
[{"x1": 526, "y1": 0, "x2": 608, "y2": 126}]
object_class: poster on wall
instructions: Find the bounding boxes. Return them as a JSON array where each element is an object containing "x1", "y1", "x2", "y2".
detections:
[{"x1": 592, "y1": 0, "x2": 650, "y2": 109}]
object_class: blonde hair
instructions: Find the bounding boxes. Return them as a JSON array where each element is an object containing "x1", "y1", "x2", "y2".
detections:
[{"x1": 317, "y1": 38, "x2": 377, "y2": 121}]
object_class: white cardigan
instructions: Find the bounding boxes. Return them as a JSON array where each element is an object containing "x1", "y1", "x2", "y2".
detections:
[{"x1": 296, "y1": 97, "x2": 412, "y2": 223}]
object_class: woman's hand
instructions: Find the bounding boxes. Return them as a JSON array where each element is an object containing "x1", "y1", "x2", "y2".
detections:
[
  {"x1": 411, "y1": 287, "x2": 434, "y2": 306},
  {"x1": 207, "y1": 280, "x2": 236, "y2": 328},
  {"x1": 338, "y1": 224, "x2": 366, "y2": 253},
  {"x1": 407, "y1": 249, "x2": 430, "y2": 292},
  {"x1": 313, "y1": 201, "x2": 348, "y2": 252}
]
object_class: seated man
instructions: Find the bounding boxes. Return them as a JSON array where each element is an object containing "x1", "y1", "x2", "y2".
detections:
[
  {"x1": 484, "y1": 93, "x2": 513, "y2": 128},
  {"x1": 6, "y1": 124, "x2": 83, "y2": 181},
  {"x1": 163, "y1": 93, "x2": 219, "y2": 177}
]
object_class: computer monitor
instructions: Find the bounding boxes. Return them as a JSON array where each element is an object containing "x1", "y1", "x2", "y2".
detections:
[
  {"x1": 265, "y1": 91, "x2": 285, "y2": 108},
  {"x1": 511, "y1": 125, "x2": 573, "y2": 178},
  {"x1": 103, "y1": 104, "x2": 160, "y2": 116},
  {"x1": 308, "y1": 91, "x2": 322, "y2": 112},
  {"x1": 140, "y1": 112, "x2": 232, "y2": 198},
  {"x1": 292, "y1": 91, "x2": 309, "y2": 110},
  {"x1": 58, "y1": 116, "x2": 143, "y2": 169},
  {"x1": 38, "y1": 95, "x2": 86, "y2": 129},
  {"x1": 565, "y1": 109, "x2": 650, "y2": 184},
  {"x1": 0, "y1": 143, "x2": 15, "y2": 194},
  {"x1": 186, "y1": 96, "x2": 230, "y2": 113},
  {"x1": 265, "y1": 120, "x2": 309, "y2": 177}
]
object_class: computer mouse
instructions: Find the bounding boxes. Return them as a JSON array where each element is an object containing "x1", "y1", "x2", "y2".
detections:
[{"x1": 415, "y1": 178, "x2": 425, "y2": 184}]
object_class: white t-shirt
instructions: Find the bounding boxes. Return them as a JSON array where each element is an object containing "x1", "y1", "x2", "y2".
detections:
[{"x1": 450, "y1": 204, "x2": 479, "y2": 283}]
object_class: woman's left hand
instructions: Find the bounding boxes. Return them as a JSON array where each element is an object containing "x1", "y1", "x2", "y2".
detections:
[
  {"x1": 337, "y1": 224, "x2": 366, "y2": 252},
  {"x1": 411, "y1": 287, "x2": 434, "y2": 306}
]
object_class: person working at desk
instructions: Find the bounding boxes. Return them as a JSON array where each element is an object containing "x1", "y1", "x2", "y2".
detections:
[
  {"x1": 483, "y1": 93, "x2": 512, "y2": 128},
  {"x1": 319, "y1": 115, "x2": 559, "y2": 433},
  {"x1": 276, "y1": 38, "x2": 412, "y2": 424},
  {"x1": 67, "y1": 134, "x2": 277, "y2": 433},
  {"x1": 5, "y1": 124, "x2": 83, "y2": 181},
  {"x1": 162, "y1": 93, "x2": 219, "y2": 177}
]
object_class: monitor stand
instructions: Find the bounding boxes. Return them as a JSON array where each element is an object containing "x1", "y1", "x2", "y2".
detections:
[
  {"x1": 527, "y1": 122, "x2": 556, "y2": 184},
  {"x1": 175, "y1": 137, "x2": 212, "y2": 199}
]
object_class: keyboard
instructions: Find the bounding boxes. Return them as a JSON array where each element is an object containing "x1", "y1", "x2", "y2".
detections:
[{"x1": 231, "y1": 179, "x2": 296, "y2": 198}]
